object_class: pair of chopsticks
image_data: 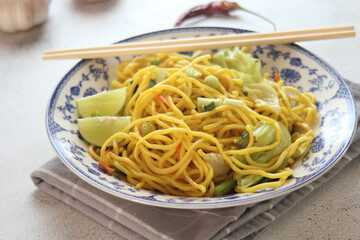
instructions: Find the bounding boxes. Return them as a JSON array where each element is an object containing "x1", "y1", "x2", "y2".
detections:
[{"x1": 43, "y1": 25, "x2": 355, "y2": 60}]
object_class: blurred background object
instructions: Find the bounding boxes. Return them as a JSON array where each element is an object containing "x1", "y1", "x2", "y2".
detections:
[
  {"x1": 79, "y1": 0, "x2": 109, "y2": 3},
  {"x1": 0, "y1": 0, "x2": 51, "y2": 33}
]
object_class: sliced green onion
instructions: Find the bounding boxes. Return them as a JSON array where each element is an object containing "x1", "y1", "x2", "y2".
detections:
[
  {"x1": 150, "y1": 59, "x2": 160, "y2": 65},
  {"x1": 197, "y1": 97, "x2": 222, "y2": 110},
  {"x1": 203, "y1": 102, "x2": 216, "y2": 111},
  {"x1": 236, "y1": 131, "x2": 249, "y2": 148},
  {"x1": 133, "y1": 85, "x2": 139, "y2": 95},
  {"x1": 184, "y1": 67, "x2": 202, "y2": 79},
  {"x1": 148, "y1": 79, "x2": 157, "y2": 89},
  {"x1": 130, "y1": 81, "x2": 139, "y2": 96},
  {"x1": 204, "y1": 75, "x2": 220, "y2": 89},
  {"x1": 223, "y1": 99, "x2": 244, "y2": 107}
]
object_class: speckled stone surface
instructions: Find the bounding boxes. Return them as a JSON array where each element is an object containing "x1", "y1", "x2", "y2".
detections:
[{"x1": 1, "y1": 0, "x2": 359, "y2": 239}]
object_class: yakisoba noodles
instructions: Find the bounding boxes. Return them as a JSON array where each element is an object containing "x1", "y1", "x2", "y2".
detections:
[{"x1": 87, "y1": 47, "x2": 317, "y2": 197}]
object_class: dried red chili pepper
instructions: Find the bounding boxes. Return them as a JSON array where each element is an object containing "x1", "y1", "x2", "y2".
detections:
[
  {"x1": 174, "y1": 0, "x2": 276, "y2": 30},
  {"x1": 175, "y1": 1, "x2": 241, "y2": 27}
]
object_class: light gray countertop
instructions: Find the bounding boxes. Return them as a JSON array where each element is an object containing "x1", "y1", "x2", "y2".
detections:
[{"x1": 1, "y1": 0, "x2": 359, "y2": 239}]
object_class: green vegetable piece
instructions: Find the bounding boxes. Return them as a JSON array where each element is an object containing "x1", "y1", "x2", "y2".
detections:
[
  {"x1": 236, "y1": 174, "x2": 263, "y2": 189},
  {"x1": 212, "y1": 47, "x2": 281, "y2": 114},
  {"x1": 292, "y1": 142, "x2": 310, "y2": 158},
  {"x1": 252, "y1": 122, "x2": 291, "y2": 163},
  {"x1": 141, "y1": 122, "x2": 156, "y2": 136},
  {"x1": 212, "y1": 47, "x2": 261, "y2": 78},
  {"x1": 156, "y1": 68, "x2": 166, "y2": 82},
  {"x1": 203, "y1": 102, "x2": 216, "y2": 111},
  {"x1": 212, "y1": 51, "x2": 228, "y2": 69},
  {"x1": 148, "y1": 79, "x2": 157, "y2": 89},
  {"x1": 184, "y1": 67, "x2": 202, "y2": 79},
  {"x1": 223, "y1": 98, "x2": 244, "y2": 107},
  {"x1": 197, "y1": 97, "x2": 222, "y2": 109},
  {"x1": 236, "y1": 131, "x2": 249, "y2": 148},
  {"x1": 204, "y1": 75, "x2": 220, "y2": 89},
  {"x1": 213, "y1": 178, "x2": 236, "y2": 196},
  {"x1": 235, "y1": 154, "x2": 247, "y2": 164},
  {"x1": 236, "y1": 121, "x2": 291, "y2": 164},
  {"x1": 150, "y1": 59, "x2": 160, "y2": 65},
  {"x1": 114, "y1": 167, "x2": 123, "y2": 174},
  {"x1": 237, "y1": 121, "x2": 276, "y2": 150},
  {"x1": 253, "y1": 121, "x2": 277, "y2": 146},
  {"x1": 255, "y1": 174, "x2": 293, "y2": 185},
  {"x1": 132, "y1": 83, "x2": 139, "y2": 96}
]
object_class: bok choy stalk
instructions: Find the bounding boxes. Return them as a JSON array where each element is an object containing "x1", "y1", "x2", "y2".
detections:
[
  {"x1": 213, "y1": 177, "x2": 236, "y2": 196},
  {"x1": 236, "y1": 121, "x2": 291, "y2": 163},
  {"x1": 204, "y1": 153, "x2": 235, "y2": 196},
  {"x1": 234, "y1": 174, "x2": 263, "y2": 189},
  {"x1": 207, "y1": 121, "x2": 291, "y2": 195},
  {"x1": 235, "y1": 121, "x2": 291, "y2": 189},
  {"x1": 251, "y1": 121, "x2": 291, "y2": 164},
  {"x1": 212, "y1": 47, "x2": 281, "y2": 114}
]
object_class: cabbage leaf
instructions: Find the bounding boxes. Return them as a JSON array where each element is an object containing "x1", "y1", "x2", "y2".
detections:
[{"x1": 212, "y1": 47, "x2": 281, "y2": 114}]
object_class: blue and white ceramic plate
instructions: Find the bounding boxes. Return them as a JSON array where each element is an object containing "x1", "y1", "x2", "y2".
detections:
[{"x1": 46, "y1": 27, "x2": 357, "y2": 209}]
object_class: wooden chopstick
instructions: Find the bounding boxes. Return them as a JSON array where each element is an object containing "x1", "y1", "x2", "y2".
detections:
[
  {"x1": 42, "y1": 25, "x2": 355, "y2": 60},
  {"x1": 44, "y1": 25, "x2": 353, "y2": 54}
]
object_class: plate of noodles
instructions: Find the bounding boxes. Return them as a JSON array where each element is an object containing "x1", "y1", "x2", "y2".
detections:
[{"x1": 46, "y1": 27, "x2": 357, "y2": 209}]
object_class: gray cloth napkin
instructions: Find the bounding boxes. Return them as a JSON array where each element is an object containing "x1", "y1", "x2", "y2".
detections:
[{"x1": 31, "y1": 81, "x2": 360, "y2": 240}]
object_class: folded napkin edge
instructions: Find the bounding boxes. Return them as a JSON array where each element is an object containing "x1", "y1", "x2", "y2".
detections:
[{"x1": 31, "y1": 167, "x2": 176, "y2": 240}]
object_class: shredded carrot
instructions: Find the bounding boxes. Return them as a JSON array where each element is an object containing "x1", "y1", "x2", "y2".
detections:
[
  {"x1": 156, "y1": 94, "x2": 170, "y2": 108},
  {"x1": 99, "y1": 158, "x2": 115, "y2": 174},
  {"x1": 98, "y1": 148, "x2": 115, "y2": 174},
  {"x1": 177, "y1": 143, "x2": 182, "y2": 162},
  {"x1": 275, "y1": 71, "x2": 280, "y2": 83}
]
